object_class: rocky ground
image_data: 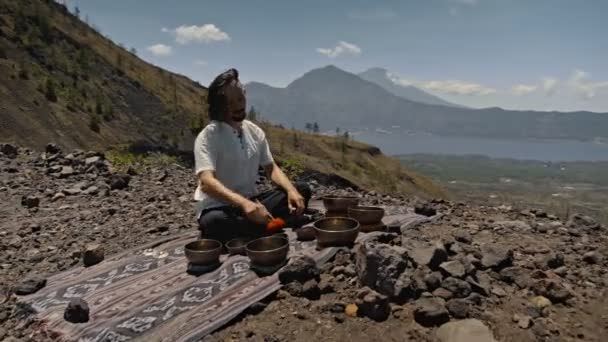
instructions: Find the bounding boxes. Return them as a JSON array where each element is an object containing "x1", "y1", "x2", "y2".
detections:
[{"x1": 1, "y1": 143, "x2": 607, "y2": 341}]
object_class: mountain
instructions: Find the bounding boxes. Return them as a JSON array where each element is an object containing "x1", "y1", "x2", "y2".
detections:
[
  {"x1": 358, "y1": 67, "x2": 463, "y2": 108},
  {"x1": 246, "y1": 65, "x2": 608, "y2": 141},
  {"x1": 0, "y1": 1, "x2": 440, "y2": 197}
]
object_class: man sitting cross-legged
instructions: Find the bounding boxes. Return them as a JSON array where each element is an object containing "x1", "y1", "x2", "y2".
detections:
[{"x1": 194, "y1": 68, "x2": 311, "y2": 243}]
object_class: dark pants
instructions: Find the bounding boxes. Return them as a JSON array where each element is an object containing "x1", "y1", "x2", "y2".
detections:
[{"x1": 198, "y1": 182, "x2": 312, "y2": 243}]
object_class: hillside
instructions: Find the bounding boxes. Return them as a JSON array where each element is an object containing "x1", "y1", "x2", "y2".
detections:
[
  {"x1": 0, "y1": 0, "x2": 440, "y2": 198},
  {"x1": 358, "y1": 67, "x2": 463, "y2": 108},
  {"x1": 246, "y1": 65, "x2": 608, "y2": 141},
  {"x1": 0, "y1": 0, "x2": 208, "y2": 151}
]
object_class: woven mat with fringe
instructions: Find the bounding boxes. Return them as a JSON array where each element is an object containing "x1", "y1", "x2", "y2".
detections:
[{"x1": 19, "y1": 211, "x2": 432, "y2": 341}]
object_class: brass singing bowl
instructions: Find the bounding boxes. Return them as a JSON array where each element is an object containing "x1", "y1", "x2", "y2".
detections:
[
  {"x1": 246, "y1": 236, "x2": 289, "y2": 267},
  {"x1": 322, "y1": 196, "x2": 359, "y2": 213},
  {"x1": 313, "y1": 217, "x2": 360, "y2": 246},
  {"x1": 184, "y1": 239, "x2": 222, "y2": 265},
  {"x1": 225, "y1": 238, "x2": 250, "y2": 256},
  {"x1": 347, "y1": 206, "x2": 385, "y2": 225}
]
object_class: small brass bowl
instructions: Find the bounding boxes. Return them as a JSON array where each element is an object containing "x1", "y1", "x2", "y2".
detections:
[
  {"x1": 322, "y1": 196, "x2": 359, "y2": 213},
  {"x1": 246, "y1": 236, "x2": 289, "y2": 267},
  {"x1": 184, "y1": 239, "x2": 222, "y2": 265},
  {"x1": 225, "y1": 238, "x2": 250, "y2": 256},
  {"x1": 348, "y1": 206, "x2": 385, "y2": 225},
  {"x1": 313, "y1": 217, "x2": 359, "y2": 247}
]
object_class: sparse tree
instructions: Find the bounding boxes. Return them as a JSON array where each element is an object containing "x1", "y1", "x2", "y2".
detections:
[
  {"x1": 74, "y1": 6, "x2": 80, "y2": 18},
  {"x1": 95, "y1": 96, "x2": 103, "y2": 115},
  {"x1": 89, "y1": 115, "x2": 101, "y2": 133},
  {"x1": 248, "y1": 106, "x2": 258, "y2": 121},
  {"x1": 45, "y1": 78, "x2": 57, "y2": 102},
  {"x1": 292, "y1": 131, "x2": 299, "y2": 148},
  {"x1": 313, "y1": 122, "x2": 319, "y2": 134},
  {"x1": 129, "y1": 47, "x2": 137, "y2": 55},
  {"x1": 336, "y1": 127, "x2": 341, "y2": 135},
  {"x1": 305, "y1": 122, "x2": 312, "y2": 132},
  {"x1": 18, "y1": 63, "x2": 29, "y2": 80}
]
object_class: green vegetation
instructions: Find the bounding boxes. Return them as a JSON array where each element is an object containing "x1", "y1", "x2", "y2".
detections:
[
  {"x1": 106, "y1": 148, "x2": 178, "y2": 172},
  {"x1": 398, "y1": 154, "x2": 608, "y2": 224}
]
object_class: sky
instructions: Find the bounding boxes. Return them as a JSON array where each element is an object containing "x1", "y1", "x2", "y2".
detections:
[{"x1": 59, "y1": 0, "x2": 608, "y2": 112}]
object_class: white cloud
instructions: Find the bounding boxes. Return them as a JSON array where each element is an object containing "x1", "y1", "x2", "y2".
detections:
[
  {"x1": 347, "y1": 8, "x2": 397, "y2": 21},
  {"x1": 163, "y1": 24, "x2": 230, "y2": 45},
  {"x1": 424, "y1": 80, "x2": 496, "y2": 95},
  {"x1": 567, "y1": 69, "x2": 608, "y2": 99},
  {"x1": 542, "y1": 77, "x2": 558, "y2": 96},
  {"x1": 511, "y1": 84, "x2": 538, "y2": 96},
  {"x1": 388, "y1": 72, "x2": 495, "y2": 96},
  {"x1": 387, "y1": 72, "x2": 416, "y2": 87},
  {"x1": 316, "y1": 41, "x2": 361, "y2": 58},
  {"x1": 193, "y1": 59, "x2": 208, "y2": 67},
  {"x1": 146, "y1": 43, "x2": 172, "y2": 57}
]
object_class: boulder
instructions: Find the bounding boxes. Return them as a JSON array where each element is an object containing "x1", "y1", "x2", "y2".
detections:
[
  {"x1": 436, "y1": 319, "x2": 496, "y2": 342},
  {"x1": 356, "y1": 241, "x2": 418, "y2": 302},
  {"x1": 413, "y1": 297, "x2": 450, "y2": 327},
  {"x1": 415, "y1": 203, "x2": 437, "y2": 217},
  {"x1": 408, "y1": 240, "x2": 448, "y2": 270},
  {"x1": 441, "y1": 277, "x2": 472, "y2": 298},
  {"x1": 83, "y1": 243, "x2": 104, "y2": 267},
  {"x1": 499, "y1": 267, "x2": 531, "y2": 289},
  {"x1": 440, "y1": 260, "x2": 466, "y2": 278},
  {"x1": 58, "y1": 166, "x2": 75, "y2": 178},
  {"x1": 64, "y1": 298, "x2": 90, "y2": 323},
  {"x1": 301, "y1": 279, "x2": 321, "y2": 300},
  {"x1": 480, "y1": 244, "x2": 513, "y2": 270},
  {"x1": 356, "y1": 287, "x2": 390, "y2": 321},
  {"x1": 531, "y1": 279, "x2": 572, "y2": 304},
  {"x1": 84, "y1": 156, "x2": 102, "y2": 166},
  {"x1": 14, "y1": 277, "x2": 47, "y2": 295},
  {"x1": 446, "y1": 298, "x2": 470, "y2": 318},
  {"x1": 279, "y1": 256, "x2": 320, "y2": 284}
]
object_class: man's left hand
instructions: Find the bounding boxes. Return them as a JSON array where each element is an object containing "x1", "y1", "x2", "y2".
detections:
[{"x1": 287, "y1": 190, "x2": 305, "y2": 216}]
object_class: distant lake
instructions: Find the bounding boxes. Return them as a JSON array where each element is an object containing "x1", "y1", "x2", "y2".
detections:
[{"x1": 352, "y1": 130, "x2": 608, "y2": 162}]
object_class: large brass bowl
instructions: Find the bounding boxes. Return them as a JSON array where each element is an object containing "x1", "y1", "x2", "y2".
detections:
[
  {"x1": 184, "y1": 239, "x2": 222, "y2": 265},
  {"x1": 322, "y1": 196, "x2": 359, "y2": 213},
  {"x1": 246, "y1": 236, "x2": 289, "y2": 267},
  {"x1": 348, "y1": 206, "x2": 385, "y2": 225},
  {"x1": 313, "y1": 217, "x2": 360, "y2": 247}
]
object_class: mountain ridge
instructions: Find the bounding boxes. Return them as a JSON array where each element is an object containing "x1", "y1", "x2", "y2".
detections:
[{"x1": 246, "y1": 65, "x2": 608, "y2": 141}]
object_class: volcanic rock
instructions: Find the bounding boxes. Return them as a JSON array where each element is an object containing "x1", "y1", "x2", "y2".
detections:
[
  {"x1": 279, "y1": 256, "x2": 320, "y2": 284},
  {"x1": 441, "y1": 277, "x2": 472, "y2": 298},
  {"x1": 108, "y1": 174, "x2": 130, "y2": 190},
  {"x1": 45, "y1": 143, "x2": 61, "y2": 155},
  {"x1": 413, "y1": 297, "x2": 450, "y2": 327},
  {"x1": 440, "y1": 260, "x2": 466, "y2": 278},
  {"x1": 436, "y1": 319, "x2": 496, "y2": 342},
  {"x1": 408, "y1": 241, "x2": 448, "y2": 270},
  {"x1": 356, "y1": 287, "x2": 390, "y2": 321},
  {"x1": 415, "y1": 203, "x2": 437, "y2": 217},
  {"x1": 14, "y1": 277, "x2": 47, "y2": 295},
  {"x1": 64, "y1": 298, "x2": 90, "y2": 323},
  {"x1": 480, "y1": 244, "x2": 513, "y2": 270},
  {"x1": 446, "y1": 298, "x2": 470, "y2": 319},
  {"x1": 356, "y1": 241, "x2": 418, "y2": 302},
  {"x1": 531, "y1": 279, "x2": 572, "y2": 304},
  {"x1": 83, "y1": 243, "x2": 104, "y2": 267}
]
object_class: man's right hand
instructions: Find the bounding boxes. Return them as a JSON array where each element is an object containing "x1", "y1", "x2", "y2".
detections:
[{"x1": 241, "y1": 200, "x2": 272, "y2": 225}]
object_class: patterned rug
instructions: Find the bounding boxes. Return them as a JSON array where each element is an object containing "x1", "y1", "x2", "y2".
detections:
[{"x1": 18, "y1": 209, "x2": 433, "y2": 341}]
